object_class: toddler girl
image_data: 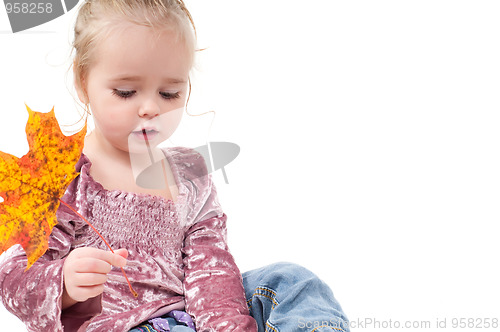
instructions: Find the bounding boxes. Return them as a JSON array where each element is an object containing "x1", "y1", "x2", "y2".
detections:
[{"x1": 0, "y1": 0, "x2": 349, "y2": 331}]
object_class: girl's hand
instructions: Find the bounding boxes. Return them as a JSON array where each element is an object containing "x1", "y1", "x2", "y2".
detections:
[{"x1": 62, "y1": 247, "x2": 128, "y2": 310}]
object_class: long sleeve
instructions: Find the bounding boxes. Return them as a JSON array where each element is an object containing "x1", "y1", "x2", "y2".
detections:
[
  {"x1": 0, "y1": 243, "x2": 67, "y2": 331},
  {"x1": 0, "y1": 166, "x2": 102, "y2": 332},
  {"x1": 183, "y1": 213, "x2": 257, "y2": 332},
  {"x1": 179, "y1": 149, "x2": 257, "y2": 331}
]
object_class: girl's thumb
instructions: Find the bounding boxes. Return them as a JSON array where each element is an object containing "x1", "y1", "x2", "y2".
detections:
[{"x1": 114, "y1": 248, "x2": 129, "y2": 259}]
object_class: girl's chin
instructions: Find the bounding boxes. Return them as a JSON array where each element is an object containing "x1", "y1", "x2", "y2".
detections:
[
  {"x1": 127, "y1": 135, "x2": 165, "y2": 155},
  {"x1": 127, "y1": 141, "x2": 160, "y2": 154}
]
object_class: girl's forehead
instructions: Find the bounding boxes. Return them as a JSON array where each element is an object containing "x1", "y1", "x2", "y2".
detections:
[
  {"x1": 89, "y1": 24, "x2": 192, "y2": 79},
  {"x1": 97, "y1": 24, "x2": 188, "y2": 57},
  {"x1": 102, "y1": 23, "x2": 179, "y2": 49}
]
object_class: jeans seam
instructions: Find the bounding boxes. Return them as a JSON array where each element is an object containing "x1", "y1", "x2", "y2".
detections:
[
  {"x1": 246, "y1": 286, "x2": 280, "y2": 310},
  {"x1": 265, "y1": 321, "x2": 279, "y2": 332},
  {"x1": 247, "y1": 286, "x2": 281, "y2": 332}
]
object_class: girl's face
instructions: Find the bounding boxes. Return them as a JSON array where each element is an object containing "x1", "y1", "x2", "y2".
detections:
[{"x1": 76, "y1": 23, "x2": 192, "y2": 155}]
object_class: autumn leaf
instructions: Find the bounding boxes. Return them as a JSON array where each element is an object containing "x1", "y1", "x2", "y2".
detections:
[
  {"x1": 0, "y1": 105, "x2": 85, "y2": 269},
  {"x1": 0, "y1": 105, "x2": 138, "y2": 297}
]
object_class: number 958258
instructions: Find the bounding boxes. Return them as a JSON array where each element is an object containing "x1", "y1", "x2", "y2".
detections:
[
  {"x1": 5, "y1": 2, "x2": 53, "y2": 14},
  {"x1": 451, "y1": 318, "x2": 498, "y2": 329}
]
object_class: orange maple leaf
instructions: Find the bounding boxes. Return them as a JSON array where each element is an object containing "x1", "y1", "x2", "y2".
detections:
[
  {"x1": 0, "y1": 105, "x2": 138, "y2": 297},
  {"x1": 0, "y1": 105, "x2": 85, "y2": 269}
]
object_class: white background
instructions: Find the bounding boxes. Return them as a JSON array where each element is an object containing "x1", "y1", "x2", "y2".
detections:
[{"x1": 1, "y1": 1, "x2": 500, "y2": 331}]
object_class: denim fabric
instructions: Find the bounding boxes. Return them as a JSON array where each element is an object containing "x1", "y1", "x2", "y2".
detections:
[
  {"x1": 243, "y1": 262, "x2": 350, "y2": 332},
  {"x1": 129, "y1": 316, "x2": 195, "y2": 332}
]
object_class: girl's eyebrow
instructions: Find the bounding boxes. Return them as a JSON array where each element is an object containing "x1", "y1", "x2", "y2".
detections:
[{"x1": 110, "y1": 75, "x2": 187, "y2": 84}]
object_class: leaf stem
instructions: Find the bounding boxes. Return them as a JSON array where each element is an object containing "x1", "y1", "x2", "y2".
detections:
[{"x1": 58, "y1": 198, "x2": 138, "y2": 298}]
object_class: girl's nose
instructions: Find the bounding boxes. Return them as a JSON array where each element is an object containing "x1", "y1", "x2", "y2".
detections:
[{"x1": 138, "y1": 100, "x2": 160, "y2": 118}]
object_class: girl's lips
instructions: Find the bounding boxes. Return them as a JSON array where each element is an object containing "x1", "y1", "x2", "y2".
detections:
[{"x1": 132, "y1": 129, "x2": 159, "y2": 141}]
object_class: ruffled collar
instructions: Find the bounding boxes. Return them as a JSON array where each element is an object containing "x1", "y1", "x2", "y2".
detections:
[{"x1": 74, "y1": 149, "x2": 185, "y2": 208}]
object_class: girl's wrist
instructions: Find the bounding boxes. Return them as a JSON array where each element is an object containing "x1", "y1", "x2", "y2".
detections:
[{"x1": 61, "y1": 286, "x2": 78, "y2": 310}]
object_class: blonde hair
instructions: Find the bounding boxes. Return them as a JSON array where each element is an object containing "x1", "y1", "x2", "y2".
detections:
[{"x1": 71, "y1": 0, "x2": 197, "y2": 114}]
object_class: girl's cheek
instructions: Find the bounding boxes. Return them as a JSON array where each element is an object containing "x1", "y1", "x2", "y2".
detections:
[
  {"x1": 94, "y1": 108, "x2": 127, "y2": 130},
  {"x1": 102, "y1": 103, "x2": 128, "y2": 121}
]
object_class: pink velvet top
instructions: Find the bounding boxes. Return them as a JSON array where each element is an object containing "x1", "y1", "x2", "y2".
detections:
[{"x1": 0, "y1": 146, "x2": 257, "y2": 332}]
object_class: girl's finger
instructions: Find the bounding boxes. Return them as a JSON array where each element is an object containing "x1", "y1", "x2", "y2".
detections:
[
  {"x1": 73, "y1": 272, "x2": 108, "y2": 287},
  {"x1": 73, "y1": 257, "x2": 113, "y2": 274},
  {"x1": 71, "y1": 247, "x2": 127, "y2": 268},
  {"x1": 89, "y1": 249, "x2": 127, "y2": 268},
  {"x1": 114, "y1": 248, "x2": 128, "y2": 259},
  {"x1": 74, "y1": 284, "x2": 105, "y2": 300}
]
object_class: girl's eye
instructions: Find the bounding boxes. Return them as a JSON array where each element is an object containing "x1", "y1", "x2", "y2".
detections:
[
  {"x1": 111, "y1": 89, "x2": 180, "y2": 100},
  {"x1": 112, "y1": 89, "x2": 135, "y2": 99},
  {"x1": 160, "y1": 91, "x2": 180, "y2": 100}
]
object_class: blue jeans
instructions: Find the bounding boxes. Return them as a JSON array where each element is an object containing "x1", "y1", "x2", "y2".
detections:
[
  {"x1": 130, "y1": 262, "x2": 349, "y2": 332},
  {"x1": 243, "y1": 262, "x2": 349, "y2": 332}
]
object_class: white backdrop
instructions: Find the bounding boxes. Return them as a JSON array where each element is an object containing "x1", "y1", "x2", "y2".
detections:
[{"x1": 1, "y1": 1, "x2": 500, "y2": 331}]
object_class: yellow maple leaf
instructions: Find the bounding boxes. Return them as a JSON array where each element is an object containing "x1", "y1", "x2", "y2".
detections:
[{"x1": 0, "y1": 105, "x2": 86, "y2": 269}]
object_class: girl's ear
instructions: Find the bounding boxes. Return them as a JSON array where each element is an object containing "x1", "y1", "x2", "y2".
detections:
[{"x1": 73, "y1": 63, "x2": 89, "y2": 104}]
